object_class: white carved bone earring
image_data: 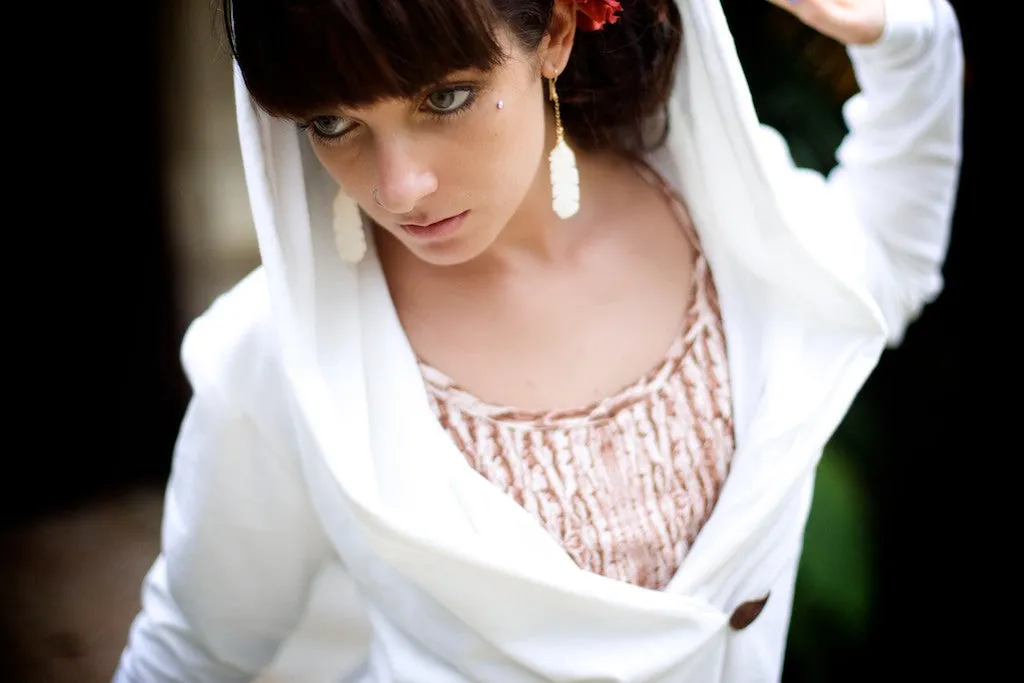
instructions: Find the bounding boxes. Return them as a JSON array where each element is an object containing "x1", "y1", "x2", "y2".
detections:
[
  {"x1": 332, "y1": 187, "x2": 367, "y2": 263},
  {"x1": 547, "y1": 76, "x2": 580, "y2": 219}
]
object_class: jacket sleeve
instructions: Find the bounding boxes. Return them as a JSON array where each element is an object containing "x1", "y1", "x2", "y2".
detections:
[
  {"x1": 757, "y1": 0, "x2": 964, "y2": 346},
  {"x1": 112, "y1": 285, "x2": 340, "y2": 682}
]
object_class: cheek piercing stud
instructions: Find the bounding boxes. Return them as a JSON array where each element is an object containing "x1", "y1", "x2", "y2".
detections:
[{"x1": 496, "y1": 100, "x2": 504, "y2": 110}]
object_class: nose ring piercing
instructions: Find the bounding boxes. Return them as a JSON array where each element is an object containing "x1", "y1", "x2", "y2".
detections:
[{"x1": 373, "y1": 188, "x2": 384, "y2": 209}]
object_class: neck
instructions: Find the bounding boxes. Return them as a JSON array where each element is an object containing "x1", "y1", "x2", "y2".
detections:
[
  {"x1": 482, "y1": 131, "x2": 616, "y2": 268},
  {"x1": 491, "y1": 171, "x2": 579, "y2": 261}
]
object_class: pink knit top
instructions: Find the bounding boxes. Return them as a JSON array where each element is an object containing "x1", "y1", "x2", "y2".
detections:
[{"x1": 419, "y1": 170, "x2": 734, "y2": 591}]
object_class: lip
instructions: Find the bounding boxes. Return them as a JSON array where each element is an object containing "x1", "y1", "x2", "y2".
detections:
[{"x1": 400, "y1": 210, "x2": 469, "y2": 240}]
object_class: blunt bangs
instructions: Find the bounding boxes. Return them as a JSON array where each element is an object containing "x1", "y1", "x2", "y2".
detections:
[{"x1": 224, "y1": 0, "x2": 512, "y2": 120}]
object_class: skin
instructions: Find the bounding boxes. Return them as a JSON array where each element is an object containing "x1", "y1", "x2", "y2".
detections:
[
  {"x1": 768, "y1": 0, "x2": 886, "y2": 46},
  {"x1": 300, "y1": 0, "x2": 887, "y2": 411}
]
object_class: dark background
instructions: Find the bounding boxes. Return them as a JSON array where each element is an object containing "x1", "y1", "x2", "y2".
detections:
[{"x1": 3, "y1": 1, "x2": 977, "y2": 681}]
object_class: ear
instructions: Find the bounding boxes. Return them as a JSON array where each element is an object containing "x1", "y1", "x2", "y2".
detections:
[{"x1": 537, "y1": 1, "x2": 577, "y2": 79}]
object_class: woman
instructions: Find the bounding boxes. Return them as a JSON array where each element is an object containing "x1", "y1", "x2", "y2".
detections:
[{"x1": 114, "y1": 0, "x2": 963, "y2": 681}]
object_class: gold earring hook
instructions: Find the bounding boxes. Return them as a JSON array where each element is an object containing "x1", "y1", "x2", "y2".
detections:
[{"x1": 549, "y1": 76, "x2": 565, "y2": 144}]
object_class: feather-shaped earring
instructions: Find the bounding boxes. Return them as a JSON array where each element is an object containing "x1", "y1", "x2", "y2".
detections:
[
  {"x1": 547, "y1": 77, "x2": 580, "y2": 219},
  {"x1": 332, "y1": 187, "x2": 367, "y2": 263}
]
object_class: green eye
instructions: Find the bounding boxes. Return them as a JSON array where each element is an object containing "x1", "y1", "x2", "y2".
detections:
[
  {"x1": 425, "y1": 88, "x2": 472, "y2": 113},
  {"x1": 311, "y1": 115, "x2": 351, "y2": 138}
]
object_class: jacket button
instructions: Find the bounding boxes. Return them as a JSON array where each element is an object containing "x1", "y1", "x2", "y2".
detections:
[{"x1": 729, "y1": 593, "x2": 770, "y2": 630}]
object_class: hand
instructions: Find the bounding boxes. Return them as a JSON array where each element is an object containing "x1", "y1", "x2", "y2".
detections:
[{"x1": 766, "y1": 0, "x2": 886, "y2": 46}]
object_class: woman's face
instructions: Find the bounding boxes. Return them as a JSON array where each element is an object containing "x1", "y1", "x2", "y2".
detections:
[{"x1": 303, "y1": 36, "x2": 555, "y2": 267}]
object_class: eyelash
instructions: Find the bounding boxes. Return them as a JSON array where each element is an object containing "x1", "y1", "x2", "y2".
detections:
[{"x1": 298, "y1": 85, "x2": 479, "y2": 147}]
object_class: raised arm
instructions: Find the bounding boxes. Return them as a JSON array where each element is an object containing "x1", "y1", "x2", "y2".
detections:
[{"x1": 761, "y1": 0, "x2": 964, "y2": 344}]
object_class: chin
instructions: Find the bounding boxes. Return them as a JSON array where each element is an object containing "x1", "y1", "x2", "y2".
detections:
[
  {"x1": 404, "y1": 220, "x2": 504, "y2": 268},
  {"x1": 410, "y1": 237, "x2": 490, "y2": 267}
]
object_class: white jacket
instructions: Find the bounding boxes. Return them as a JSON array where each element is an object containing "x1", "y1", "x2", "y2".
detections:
[{"x1": 113, "y1": 1, "x2": 964, "y2": 681}]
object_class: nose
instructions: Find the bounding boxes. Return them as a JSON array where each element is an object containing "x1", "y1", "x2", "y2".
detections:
[{"x1": 372, "y1": 135, "x2": 437, "y2": 215}]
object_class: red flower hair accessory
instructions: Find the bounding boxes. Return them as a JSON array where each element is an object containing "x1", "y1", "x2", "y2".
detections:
[{"x1": 574, "y1": 0, "x2": 623, "y2": 32}]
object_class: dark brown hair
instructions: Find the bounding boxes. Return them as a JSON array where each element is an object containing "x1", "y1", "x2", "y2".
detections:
[{"x1": 222, "y1": 0, "x2": 682, "y2": 159}]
